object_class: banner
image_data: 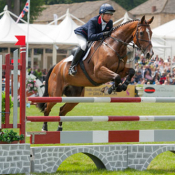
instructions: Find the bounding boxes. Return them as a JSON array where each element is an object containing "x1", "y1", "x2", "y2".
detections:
[
  {"x1": 143, "y1": 85, "x2": 175, "y2": 97},
  {"x1": 85, "y1": 85, "x2": 135, "y2": 97}
]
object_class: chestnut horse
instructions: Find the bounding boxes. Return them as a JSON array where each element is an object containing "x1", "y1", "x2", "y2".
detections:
[{"x1": 38, "y1": 16, "x2": 154, "y2": 131}]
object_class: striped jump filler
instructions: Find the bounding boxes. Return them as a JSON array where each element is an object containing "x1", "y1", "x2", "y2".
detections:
[{"x1": 28, "y1": 130, "x2": 175, "y2": 144}]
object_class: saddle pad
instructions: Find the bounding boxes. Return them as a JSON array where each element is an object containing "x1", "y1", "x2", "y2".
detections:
[{"x1": 63, "y1": 43, "x2": 93, "y2": 63}]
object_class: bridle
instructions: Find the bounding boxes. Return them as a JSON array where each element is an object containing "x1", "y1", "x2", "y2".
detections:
[
  {"x1": 107, "y1": 21, "x2": 152, "y2": 57},
  {"x1": 102, "y1": 21, "x2": 152, "y2": 73},
  {"x1": 132, "y1": 22, "x2": 152, "y2": 54}
]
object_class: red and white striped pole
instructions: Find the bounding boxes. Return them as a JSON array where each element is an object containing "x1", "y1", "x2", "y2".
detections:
[
  {"x1": 20, "y1": 46, "x2": 26, "y2": 143},
  {"x1": 15, "y1": 36, "x2": 26, "y2": 143}
]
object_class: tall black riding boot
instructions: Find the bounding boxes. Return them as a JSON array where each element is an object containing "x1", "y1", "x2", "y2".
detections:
[{"x1": 69, "y1": 47, "x2": 84, "y2": 76}]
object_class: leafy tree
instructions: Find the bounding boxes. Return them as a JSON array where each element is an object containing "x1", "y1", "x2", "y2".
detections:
[
  {"x1": 45, "y1": 0, "x2": 147, "y2": 11},
  {"x1": 112, "y1": 0, "x2": 147, "y2": 11},
  {"x1": 0, "y1": 0, "x2": 46, "y2": 23}
]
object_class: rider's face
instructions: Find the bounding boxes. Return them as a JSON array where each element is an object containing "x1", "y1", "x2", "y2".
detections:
[{"x1": 102, "y1": 14, "x2": 113, "y2": 23}]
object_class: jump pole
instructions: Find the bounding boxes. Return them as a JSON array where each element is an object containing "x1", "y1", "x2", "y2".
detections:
[
  {"x1": 27, "y1": 115, "x2": 175, "y2": 122},
  {"x1": 28, "y1": 97, "x2": 175, "y2": 103}
]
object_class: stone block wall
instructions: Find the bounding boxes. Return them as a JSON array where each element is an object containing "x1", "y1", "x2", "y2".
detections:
[{"x1": 0, "y1": 144, "x2": 30, "y2": 174}]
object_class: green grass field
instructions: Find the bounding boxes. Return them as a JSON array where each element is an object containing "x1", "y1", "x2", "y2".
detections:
[{"x1": 20, "y1": 103, "x2": 175, "y2": 174}]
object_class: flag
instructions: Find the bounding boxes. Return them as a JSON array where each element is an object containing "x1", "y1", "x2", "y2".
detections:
[{"x1": 16, "y1": 0, "x2": 29, "y2": 23}]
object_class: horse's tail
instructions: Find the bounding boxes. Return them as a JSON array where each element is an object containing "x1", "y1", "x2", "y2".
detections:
[{"x1": 37, "y1": 65, "x2": 55, "y2": 112}]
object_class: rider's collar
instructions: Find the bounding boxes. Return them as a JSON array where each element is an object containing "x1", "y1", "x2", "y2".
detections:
[{"x1": 101, "y1": 18, "x2": 107, "y2": 25}]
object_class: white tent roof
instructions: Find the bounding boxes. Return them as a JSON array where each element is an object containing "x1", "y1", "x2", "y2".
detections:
[
  {"x1": 0, "y1": 8, "x2": 80, "y2": 49},
  {"x1": 45, "y1": 10, "x2": 79, "y2": 46},
  {"x1": 0, "y1": 10, "x2": 55, "y2": 46},
  {"x1": 152, "y1": 19, "x2": 175, "y2": 39},
  {"x1": 18, "y1": 23, "x2": 56, "y2": 45},
  {"x1": 0, "y1": 11, "x2": 26, "y2": 44}
]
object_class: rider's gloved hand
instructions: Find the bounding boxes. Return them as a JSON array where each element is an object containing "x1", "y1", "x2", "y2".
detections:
[{"x1": 103, "y1": 31, "x2": 112, "y2": 37}]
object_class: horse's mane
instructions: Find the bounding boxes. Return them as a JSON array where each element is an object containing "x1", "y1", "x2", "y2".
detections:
[{"x1": 112, "y1": 19, "x2": 140, "y2": 32}]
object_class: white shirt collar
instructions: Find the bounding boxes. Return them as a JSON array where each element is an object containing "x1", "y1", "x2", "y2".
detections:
[
  {"x1": 101, "y1": 18, "x2": 107, "y2": 25},
  {"x1": 101, "y1": 18, "x2": 107, "y2": 31}
]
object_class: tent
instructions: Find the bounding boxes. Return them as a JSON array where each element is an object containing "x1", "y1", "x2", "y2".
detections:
[
  {"x1": 0, "y1": 10, "x2": 55, "y2": 47},
  {"x1": 152, "y1": 19, "x2": 175, "y2": 60},
  {"x1": 46, "y1": 9, "x2": 80, "y2": 46}
]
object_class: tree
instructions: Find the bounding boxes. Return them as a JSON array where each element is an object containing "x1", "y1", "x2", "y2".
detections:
[
  {"x1": 112, "y1": 0, "x2": 147, "y2": 11},
  {"x1": 44, "y1": 0, "x2": 147, "y2": 10},
  {"x1": 0, "y1": 0, "x2": 46, "y2": 23}
]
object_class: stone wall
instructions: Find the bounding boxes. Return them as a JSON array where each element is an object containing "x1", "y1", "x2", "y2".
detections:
[
  {"x1": 0, "y1": 144, "x2": 30, "y2": 174},
  {"x1": 0, "y1": 143, "x2": 174, "y2": 174},
  {"x1": 31, "y1": 144, "x2": 175, "y2": 173}
]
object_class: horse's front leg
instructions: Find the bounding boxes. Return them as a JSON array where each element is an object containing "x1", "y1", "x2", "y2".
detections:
[
  {"x1": 94, "y1": 65, "x2": 122, "y2": 94},
  {"x1": 119, "y1": 67, "x2": 135, "y2": 91}
]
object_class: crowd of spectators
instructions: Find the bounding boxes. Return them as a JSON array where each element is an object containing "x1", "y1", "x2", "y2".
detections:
[{"x1": 131, "y1": 53, "x2": 175, "y2": 85}]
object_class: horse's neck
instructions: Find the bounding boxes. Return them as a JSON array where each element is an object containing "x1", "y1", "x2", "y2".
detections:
[{"x1": 113, "y1": 21, "x2": 138, "y2": 44}]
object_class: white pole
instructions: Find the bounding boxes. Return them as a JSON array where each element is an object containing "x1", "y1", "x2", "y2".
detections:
[
  {"x1": 0, "y1": 55, "x2": 2, "y2": 129},
  {"x1": 26, "y1": 0, "x2": 30, "y2": 72},
  {"x1": 13, "y1": 50, "x2": 18, "y2": 128},
  {"x1": 48, "y1": 14, "x2": 66, "y2": 25}
]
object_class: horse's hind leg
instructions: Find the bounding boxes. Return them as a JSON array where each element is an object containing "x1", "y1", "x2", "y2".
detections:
[
  {"x1": 42, "y1": 102, "x2": 57, "y2": 131},
  {"x1": 57, "y1": 86, "x2": 85, "y2": 131}
]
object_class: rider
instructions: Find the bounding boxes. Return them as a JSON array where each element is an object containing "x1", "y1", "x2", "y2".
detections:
[{"x1": 69, "y1": 3, "x2": 115, "y2": 76}]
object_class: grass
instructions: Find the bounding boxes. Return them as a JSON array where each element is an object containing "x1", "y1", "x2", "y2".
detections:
[{"x1": 14, "y1": 103, "x2": 175, "y2": 174}]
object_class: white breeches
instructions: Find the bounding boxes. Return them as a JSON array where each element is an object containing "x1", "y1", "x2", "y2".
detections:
[{"x1": 76, "y1": 34, "x2": 87, "y2": 51}]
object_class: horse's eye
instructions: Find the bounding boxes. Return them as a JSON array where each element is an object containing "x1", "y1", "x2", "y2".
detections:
[{"x1": 140, "y1": 32, "x2": 144, "y2": 36}]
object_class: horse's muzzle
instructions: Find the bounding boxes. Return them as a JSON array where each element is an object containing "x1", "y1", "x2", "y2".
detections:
[{"x1": 146, "y1": 50, "x2": 154, "y2": 59}]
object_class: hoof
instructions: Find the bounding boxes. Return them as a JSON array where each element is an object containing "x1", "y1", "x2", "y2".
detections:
[
  {"x1": 108, "y1": 84, "x2": 115, "y2": 94},
  {"x1": 42, "y1": 124, "x2": 48, "y2": 131},
  {"x1": 122, "y1": 84, "x2": 127, "y2": 91},
  {"x1": 108, "y1": 87, "x2": 113, "y2": 94},
  {"x1": 57, "y1": 126, "x2": 63, "y2": 131},
  {"x1": 116, "y1": 85, "x2": 123, "y2": 92}
]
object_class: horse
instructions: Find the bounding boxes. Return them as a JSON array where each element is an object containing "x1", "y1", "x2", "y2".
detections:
[{"x1": 38, "y1": 15, "x2": 154, "y2": 131}]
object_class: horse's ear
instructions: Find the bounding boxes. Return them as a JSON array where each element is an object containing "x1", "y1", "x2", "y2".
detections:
[
  {"x1": 147, "y1": 16, "x2": 154, "y2": 24},
  {"x1": 141, "y1": 15, "x2": 145, "y2": 24}
]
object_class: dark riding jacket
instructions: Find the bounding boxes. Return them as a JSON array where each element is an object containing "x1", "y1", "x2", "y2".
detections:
[{"x1": 74, "y1": 15, "x2": 113, "y2": 41}]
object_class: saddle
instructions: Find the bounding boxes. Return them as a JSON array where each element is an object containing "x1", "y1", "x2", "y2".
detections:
[
  {"x1": 71, "y1": 41, "x2": 93, "y2": 58},
  {"x1": 71, "y1": 41, "x2": 102, "y2": 86}
]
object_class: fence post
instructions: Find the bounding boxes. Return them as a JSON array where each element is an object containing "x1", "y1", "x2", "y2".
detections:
[{"x1": 20, "y1": 46, "x2": 26, "y2": 143}]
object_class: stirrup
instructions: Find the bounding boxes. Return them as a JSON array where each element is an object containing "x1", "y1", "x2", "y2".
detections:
[{"x1": 69, "y1": 66, "x2": 77, "y2": 76}]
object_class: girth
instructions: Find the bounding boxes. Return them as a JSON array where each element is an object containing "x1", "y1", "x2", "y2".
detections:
[{"x1": 79, "y1": 61, "x2": 102, "y2": 86}]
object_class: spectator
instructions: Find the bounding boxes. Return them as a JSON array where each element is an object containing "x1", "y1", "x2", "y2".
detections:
[
  {"x1": 154, "y1": 56, "x2": 159, "y2": 68},
  {"x1": 167, "y1": 56, "x2": 171, "y2": 62},
  {"x1": 153, "y1": 71, "x2": 160, "y2": 84},
  {"x1": 144, "y1": 65, "x2": 152, "y2": 78},
  {"x1": 160, "y1": 72, "x2": 166, "y2": 84},
  {"x1": 145, "y1": 70, "x2": 153, "y2": 83},
  {"x1": 135, "y1": 71, "x2": 142, "y2": 83}
]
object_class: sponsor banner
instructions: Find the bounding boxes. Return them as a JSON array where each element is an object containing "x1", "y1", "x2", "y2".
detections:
[
  {"x1": 85, "y1": 85, "x2": 135, "y2": 97},
  {"x1": 143, "y1": 85, "x2": 175, "y2": 97}
]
